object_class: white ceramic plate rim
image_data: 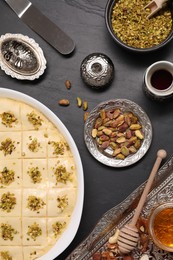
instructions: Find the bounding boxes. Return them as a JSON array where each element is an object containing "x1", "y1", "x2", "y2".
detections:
[{"x1": 0, "y1": 88, "x2": 84, "y2": 260}]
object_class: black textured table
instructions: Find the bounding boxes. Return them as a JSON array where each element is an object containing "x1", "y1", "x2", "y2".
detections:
[{"x1": 0, "y1": 1, "x2": 173, "y2": 259}]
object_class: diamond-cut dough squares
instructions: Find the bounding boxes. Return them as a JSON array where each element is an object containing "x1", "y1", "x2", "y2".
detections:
[
  {"x1": 22, "y1": 159, "x2": 48, "y2": 188},
  {"x1": 47, "y1": 188, "x2": 77, "y2": 217},
  {"x1": 47, "y1": 129, "x2": 72, "y2": 158},
  {"x1": 0, "y1": 98, "x2": 22, "y2": 131},
  {"x1": 47, "y1": 216, "x2": 70, "y2": 245},
  {"x1": 23, "y1": 246, "x2": 49, "y2": 260},
  {"x1": 0, "y1": 246, "x2": 23, "y2": 260},
  {"x1": 0, "y1": 98, "x2": 78, "y2": 258},
  {"x1": 22, "y1": 189, "x2": 47, "y2": 217},
  {"x1": 22, "y1": 218, "x2": 47, "y2": 246},
  {"x1": 0, "y1": 189, "x2": 21, "y2": 217},
  {"x1": 0, "y1": 217, "x2": 22, "y2": 245},
  {"x1": 48, "y1": 158, "x2": 77, "y2": 188},
  {"x1": 20, "y1": 103, "x2": 49, "y2": 131},
  {"x1": 22, "y1": 131, "x2": 47, "y2": 158},
  {"x1": 0, "y1": 132, "x2": 21, "y2": 159},
  {"x1": 0, "y1": 159, "x2": 22, "y2": 188}
]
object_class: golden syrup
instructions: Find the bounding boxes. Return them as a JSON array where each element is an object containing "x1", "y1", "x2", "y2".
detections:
[{"x1": 153, "y1": 207, "x2": 173, "y2": 247}]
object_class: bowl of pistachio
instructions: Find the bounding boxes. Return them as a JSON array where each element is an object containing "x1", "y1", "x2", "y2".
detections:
[
  {"x1": 84, "y1": 99, "x2": 153, "y2": 167},
  {"x1": 105, "y1": 0, "x2": 173, "y2": 52}
]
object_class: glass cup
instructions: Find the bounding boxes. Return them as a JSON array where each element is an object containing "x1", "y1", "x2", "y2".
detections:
[{"x1": 148, "y1": 202, "x2": 173, "y2": 252}]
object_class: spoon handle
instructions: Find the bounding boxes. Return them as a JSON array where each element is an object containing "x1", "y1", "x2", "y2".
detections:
[{"x1": 130, "y1": 149, "x2": 167, "y2": 227}]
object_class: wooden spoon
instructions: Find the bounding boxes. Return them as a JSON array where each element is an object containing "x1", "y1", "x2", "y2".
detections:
[
  {"x1": 117, "y1": 149, "x2": 167, "y2": 254},
  {"x1": 144, "y1": 0, "x2": 168, "y2": 18}
]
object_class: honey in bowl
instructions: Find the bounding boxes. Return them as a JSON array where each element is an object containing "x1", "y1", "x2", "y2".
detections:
[{"x1": 149, "y1": 203, "x2": 173, "y2": 252}]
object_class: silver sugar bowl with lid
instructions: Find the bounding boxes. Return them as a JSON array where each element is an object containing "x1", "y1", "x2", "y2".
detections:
[{"x1": 80, "y1": 53, "x2": 114, "y2": 90}]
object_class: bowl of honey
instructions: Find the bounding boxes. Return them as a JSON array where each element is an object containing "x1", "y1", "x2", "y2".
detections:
[{"x1": 149, "y1": 202, "x2": 173, "y2": 252}]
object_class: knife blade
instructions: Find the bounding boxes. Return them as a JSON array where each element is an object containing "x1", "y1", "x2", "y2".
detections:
[{"x1": 4, "y1": 0, "x2": 75, "y2": 55}]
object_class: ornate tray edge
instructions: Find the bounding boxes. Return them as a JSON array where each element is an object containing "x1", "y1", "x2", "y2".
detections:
[{"x1": 66, "y1": 154, "x2": 173, "y2": 260}]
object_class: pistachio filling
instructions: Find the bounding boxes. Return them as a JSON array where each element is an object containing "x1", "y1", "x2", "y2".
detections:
[
  {"x1": 28, "y1": 138, "x2": 40, "y2": 152},
  {"x1": 0, "y1": 167, "x2": 15, "y2": 186},
  {"x1": 0, "y1": 138, "x2": 16, "y2": 156},
  {"x1": 0, "y1": 111, "x2": 17, "y2": 128},
  {"x1": 0, "y1": 251, "x2": 12, "y2": 260},
  {"x1": 52, "y1": 221, "x2": 66, "y2": 238},
  {"x1": 48, "y1": 141, "x2": 65, "y2": 155},
  {"x1": 30, "y1": 251, "x2": 37, "y2": 257},
  {"x1": 27, "y1": 195, "x2": 46, "y2": 212},
  {"x1": 53, "y1": 165, "x2": 72, "y2": 184},
  {"x1": 1, "y1": 223, "x2": 18, "y2": 241},
  {"x1": 27, "y1": 111, "x2": 43, "y2": 130},
  {"x1": 57, "y1": 195, "x2": 68, "y2": 212},
  {"x1": 27, "y1": 167, "x2": 42, "y2": 184},
  {"x1": 0, "y1": 192, "x2": 16, "y2": 212},
  {"x1": 27, "y1": 222, "x2": 42, "y2": 241},
  {"x1": 64, "y1": 142, "x2": 70, "y2": 151}
]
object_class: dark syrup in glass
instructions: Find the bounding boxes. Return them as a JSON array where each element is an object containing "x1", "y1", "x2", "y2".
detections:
[{"x1": 151, "y1": 69, "x2": 173, "y2": 90}]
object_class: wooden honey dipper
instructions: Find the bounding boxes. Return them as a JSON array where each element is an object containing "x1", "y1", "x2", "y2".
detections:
[{"x1": 117, "y1": 149, "x2": 167, "y2": 254}]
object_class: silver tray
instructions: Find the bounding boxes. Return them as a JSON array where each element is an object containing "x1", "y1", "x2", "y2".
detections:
[
  {"x1": 84, "y1": 99, "x2": 152, "y2": 167},
  {"x1": 66, "y1": 155, "x2": 173, "y2": 259}
]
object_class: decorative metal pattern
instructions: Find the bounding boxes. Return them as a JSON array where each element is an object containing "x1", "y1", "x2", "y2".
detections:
[
  {"x1": 80, "y1": 53, "x2": 114, "y2": 89},
  {"x1": 84, "y1": 99, "x2": 152, "y2": 167},
  {"x1": 66, "y1": 155, "x2": 173, "y2": 259},
  {"x1": 0, "y1": 33, "x2": 46, "y2": 80}
]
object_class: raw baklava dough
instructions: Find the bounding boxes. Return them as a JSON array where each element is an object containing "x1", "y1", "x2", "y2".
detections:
[{"x1": 0, "y1": 98, "x2": 77, "y2": 260}]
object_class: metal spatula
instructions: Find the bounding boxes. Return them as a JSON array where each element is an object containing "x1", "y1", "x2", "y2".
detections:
[
  {"x1": 4, "y1": 0, "x2": 75, "y2": 55},
  {"x1": 144, "y1": 0, "x2": 168, "y2": 18}
]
